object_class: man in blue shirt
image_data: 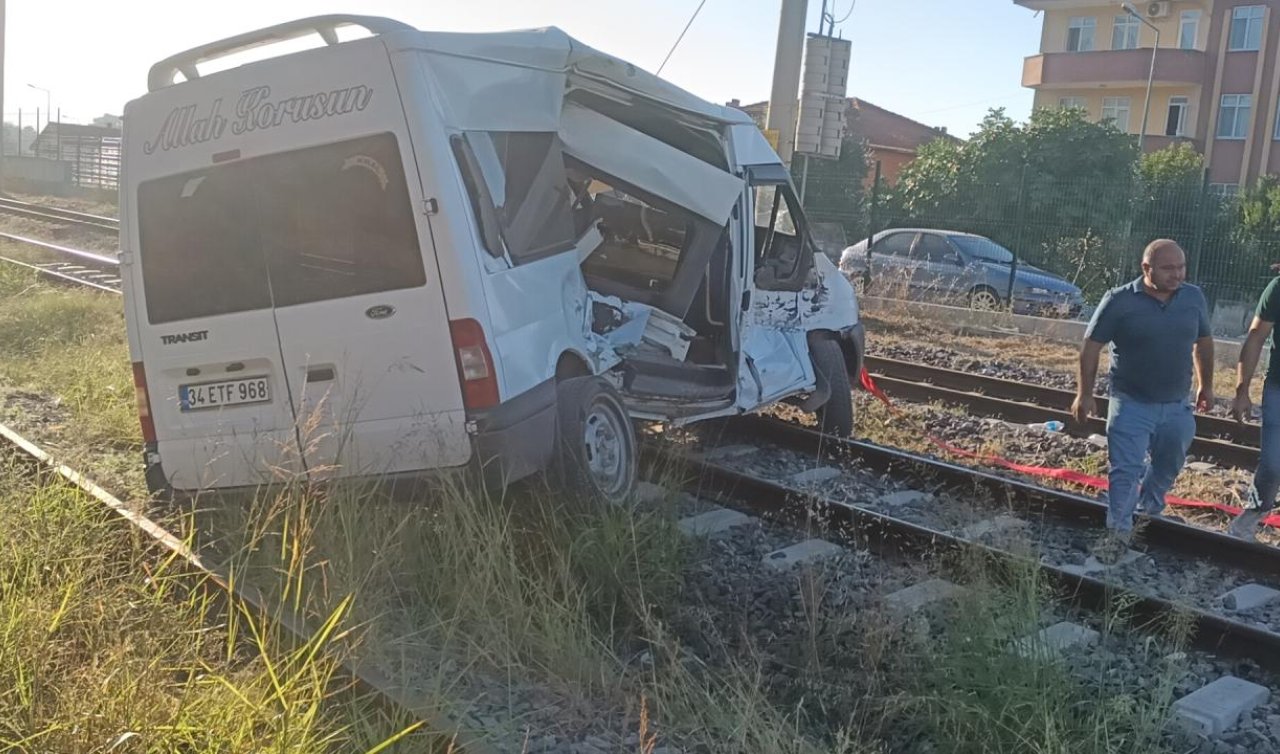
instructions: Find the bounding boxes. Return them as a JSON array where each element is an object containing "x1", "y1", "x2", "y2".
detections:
[{"x1": 1071, "y1": 239, "x2": 1214, "y2": 564}]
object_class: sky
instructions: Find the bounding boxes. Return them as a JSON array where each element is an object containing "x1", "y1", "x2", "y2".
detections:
[{"x1": 3, "y1": 0, "x2": 1042, "y2": 138}]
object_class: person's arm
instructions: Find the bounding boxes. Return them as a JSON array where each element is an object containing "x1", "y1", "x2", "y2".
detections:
[
  {"x1": 1193, "y1": 336, "x2": 1215, "y2": 412},
  {"x1": 1234, "y1": 278, "x2": 1280, "y2": 421},
  {"x1": 1072, "y1": 292, "x2": 1114, "y2": 424},
  {"x1": 1072, "y1": 338, "x2": 1104, "y2": 424},
  {"x1": 1234, "y1": 318, "x2": 1273, "y2": 420},
  {"x1": 1191, "y1": 289, "x2": 1215, "y2": 413}
]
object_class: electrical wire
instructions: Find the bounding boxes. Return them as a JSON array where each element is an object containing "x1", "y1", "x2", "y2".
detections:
[
  {"x1": 833, "y1": 0, "x2": 856, "y2": 25},
  {"x1": 657, "y1": 0, "x2": 709, "y2": 75}
]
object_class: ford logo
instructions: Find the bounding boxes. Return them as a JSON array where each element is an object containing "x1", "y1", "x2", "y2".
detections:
[{"x1": 365, "y1": 305, "x2": 395, "y2": 320}]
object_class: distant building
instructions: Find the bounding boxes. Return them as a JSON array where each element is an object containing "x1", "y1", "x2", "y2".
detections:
[
  {"x1": 727, "y1": 97, "x2": 956, "y2": 186},
  {"x1": 1015, "y1": 0, "x2": 1280, "y2": 194},
  {"x1": 92, "y1": 114, "x2": 123, "y2": 129},
  {"x1": 32, "y1": 122, "x2": 122, "y2": 189}
]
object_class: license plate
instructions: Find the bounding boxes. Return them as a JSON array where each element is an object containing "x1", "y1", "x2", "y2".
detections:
[{"x1": 179, "y1": 377, "x2": 270, "y2": 411}]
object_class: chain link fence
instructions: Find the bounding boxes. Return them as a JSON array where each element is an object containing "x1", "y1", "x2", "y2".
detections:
[{"x1": 800, "y1": 161, "x2": 1276, "y2": 335}]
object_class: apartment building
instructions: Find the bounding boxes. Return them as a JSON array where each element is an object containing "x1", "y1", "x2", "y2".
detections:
[{"x1": 1016, "y1": 0, "x2": 1280, "y2": 192}]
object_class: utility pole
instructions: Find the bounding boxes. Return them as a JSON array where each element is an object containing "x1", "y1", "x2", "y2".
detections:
[
  {"x1": 765, "y1": 0, "x2": 808, "y2": 166},
  {"x1": 0, "y1": 0, "x2": 7, "y2": 191}
]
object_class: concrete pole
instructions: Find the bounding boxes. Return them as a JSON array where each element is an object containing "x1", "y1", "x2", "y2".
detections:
[
  {"x1": 0, "y1": 0, "x2": 7, "y2": 190},
  {"x1": 765, "y1": 0, "x2": 808, "y2": 166}
]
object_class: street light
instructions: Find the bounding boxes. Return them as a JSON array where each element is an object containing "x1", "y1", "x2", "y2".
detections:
[{"x1": 1122, "y1": 2, "x2": 1160, "y2": 152}]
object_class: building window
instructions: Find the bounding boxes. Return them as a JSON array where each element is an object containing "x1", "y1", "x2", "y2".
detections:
[
  {"x1": 1210, "y1": 183, "x2": 1241, "y2": 198},
  {"x1": 1166, "y1": 96, "x2": 1189, "y2": 137},
  {"x1": 1230, "y1": 5, "x2": 1265, "y2": 52},
  {"x1": 1059, "y1": 96, "x2": 1087, "y2": 111},
  {"x1": 1067, "y1": 17, "x2": 1096, "y2": 52},
  {"x1": 1217, "y1": 94, "x2": 1252, "y2": 139},
  {"x1": 1102, "y1": 97, "x2": 1131, "y2": 131},
  {"x1": 1179, "y1": 10, "x2": 1201, "y2": 49},
  {"x1": 1113, "y1": 14, "x2": 1139, "y2": 50}
]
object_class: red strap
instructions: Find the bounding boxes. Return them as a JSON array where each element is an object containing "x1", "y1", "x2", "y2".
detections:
[{"x1": 858, "y1": 367, "x2": 1280, "y2": 529}]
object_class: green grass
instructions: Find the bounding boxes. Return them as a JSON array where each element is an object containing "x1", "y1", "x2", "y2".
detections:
[
  {"x1": 0, "y1": 459, "x2": 432, "y2": 753},
  {"x1": 891, "y1": 555, "x2": 1189, "y2": 754}
]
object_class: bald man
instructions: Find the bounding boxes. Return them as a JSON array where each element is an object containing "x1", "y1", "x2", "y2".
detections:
[{"x1": 1071, "y1": 239, "x2": 1214, "y2": 564}]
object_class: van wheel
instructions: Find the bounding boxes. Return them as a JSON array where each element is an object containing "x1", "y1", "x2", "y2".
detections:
[
  {"x1": 810, "y1": 337, "x2": 854, "y2": 437},
  {"x1": 968, "y1": 286, "x2": 1002, "y2": 311},
  {"x1": 556, "y1": 376, "x2": 637, "y2": 506}
]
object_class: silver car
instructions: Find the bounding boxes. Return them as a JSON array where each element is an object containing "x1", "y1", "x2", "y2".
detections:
[{"x1": 839, "y1": 228, "x2": 1085, "y2": 318}]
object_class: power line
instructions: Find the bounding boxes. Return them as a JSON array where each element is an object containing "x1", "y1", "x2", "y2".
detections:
[
  {"x1": 657, "y1": 0, "x2": 709, "y2": 75},
  {"x1": 833, "y1": 0, "x2": 856, "y2": 25}
]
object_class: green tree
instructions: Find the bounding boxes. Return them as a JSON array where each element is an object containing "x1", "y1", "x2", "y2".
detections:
[{"x1": 887, "y1": 107, "x2": 1142, "y2": 299}]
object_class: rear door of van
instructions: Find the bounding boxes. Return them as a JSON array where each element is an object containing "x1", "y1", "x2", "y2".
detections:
[{"x1": 125, "y1": 37, "x2": 469, "y2": 490}]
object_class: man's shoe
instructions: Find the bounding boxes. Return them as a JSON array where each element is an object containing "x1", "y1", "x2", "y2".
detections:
[
  {"x1": 1228, "y1": 509, "x2": 1265, "y2": 542},
  {"x1": 1091, "y1": 530, "x2": 1130, "y2": 565}
]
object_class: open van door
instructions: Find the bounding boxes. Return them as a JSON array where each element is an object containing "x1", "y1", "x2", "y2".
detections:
[{"x1": 736, "y1": 170, "x2": 814, "y2": 408}]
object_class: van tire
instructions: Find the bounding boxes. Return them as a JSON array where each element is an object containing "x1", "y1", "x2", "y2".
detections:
[
  {"x1": 555, "y1": 376, "x2": 637, "y2": 506},
  {"x1": 810, "y1": 337, "x2": 854, "y2": 437}
]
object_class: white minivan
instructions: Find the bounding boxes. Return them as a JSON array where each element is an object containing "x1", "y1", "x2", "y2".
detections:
[{"x1": 121, "y1": 15, "x2": 865, "y2": 503}]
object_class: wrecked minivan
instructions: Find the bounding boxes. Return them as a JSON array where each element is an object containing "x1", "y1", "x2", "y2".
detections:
[{"x1": 121, "y1": 15, "x2": 865, "y2": 503}]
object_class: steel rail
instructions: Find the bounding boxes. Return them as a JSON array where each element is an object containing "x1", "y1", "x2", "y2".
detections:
[
  {"x1": 0, "y1": 196, "x2": 119, "y2": 233},
  {"x1": 660, "y1": 417, "x2": 1280, "y2": 670},
  {"x1": 0, "y1": 421, "x2": 488, "y2": 752},
  {"x1": 733, "y1": 415, "x2": 1278, "y2": 575},
  {"x1": 865, "y1": 357, "x2": 1260, "y2": 469},
  {"x1": 0, "y1": 232, "x2": 121, "y2": 292},
  {"x1": 866, "y1": 355, "x2": 1259, "y2": 446}
]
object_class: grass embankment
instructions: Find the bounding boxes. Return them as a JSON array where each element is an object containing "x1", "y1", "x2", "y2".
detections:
[{"x1": 0, "y1": 266, "x2": 1200, "y2": 752}]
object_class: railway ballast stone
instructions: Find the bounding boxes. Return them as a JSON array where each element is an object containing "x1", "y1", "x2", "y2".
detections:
[
  {"x1": 960, "y1": 515, "x2": 1027, "y2": 540},
  {"x1": 762, "y1": 538, "x2": 844, "y2": 570},
  {"x1": 879, "y1": 489, "x2": 933, "y2": 507},
  {"x1": 704, "y1": 444, "x2": 757, "y2": 460},
  {"x1": 677, "y1": 508, "x2": 756, "y2": 538},
  {"x1": 883, "y1": 578, "x2": 966, "y2": 615},
  {"x1": 1223, "y1": 584, "x2": 1280, "y2": 612},
  {"x1": 1173, "y1": 675, "x2": 1270, "y2": 737},
  {"x1": 790, "y1": 466, "x2": 843, "y2": 485},
  {"x1": 1011, "y1": 621, "x2": 1100, "y2": 658}
]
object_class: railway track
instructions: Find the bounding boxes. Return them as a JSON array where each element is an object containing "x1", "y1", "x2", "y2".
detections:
[
  {"x1": 0, "y1": 231, "x2": 121, "y2": 292},
  {"x1": 0, "y1": 421, "x2": 484, "y2": 752},
  {"x1": 865, "y1": 355, "x2": 1262, "y2": 469},
  {"x1": 662, "y1": 415, "x2": 1280, "y2": 672},
  {"x1": 0, "y1": 196, "x2": 119, "y2": 233}
]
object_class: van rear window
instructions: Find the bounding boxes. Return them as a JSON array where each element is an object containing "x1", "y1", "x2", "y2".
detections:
[{"x1": 138, "y1": 132, "x2": 426, "y2": 325}]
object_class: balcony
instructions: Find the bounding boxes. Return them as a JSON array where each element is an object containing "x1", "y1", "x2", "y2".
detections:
[{"x1": 1023, "y1": 48, "x2": 1207, "y2": 90}]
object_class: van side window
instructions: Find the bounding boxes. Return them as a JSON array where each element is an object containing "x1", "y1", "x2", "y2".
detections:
[
  {"x1": 452, "y1": 131, "x2": 577, "y2": 265},
  {"x1": 752, "y1": 182, "x2": 812, "y2": 291},
  {"x1": 137, "y1": 132, "x2": 425, "y2": 324}
]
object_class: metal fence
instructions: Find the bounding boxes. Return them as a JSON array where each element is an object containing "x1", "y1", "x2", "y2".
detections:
[{"x1": 801, "y1": 162, "x2": 1276, "y2": 330}]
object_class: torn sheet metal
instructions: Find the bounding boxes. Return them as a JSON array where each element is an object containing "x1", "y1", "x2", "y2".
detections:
[
  {"x1": 587, "y1": 292, "x2": 695, "y2": 362},
  {"x1": 559, "y1": 103, "x2": 742, "y2": 224}
]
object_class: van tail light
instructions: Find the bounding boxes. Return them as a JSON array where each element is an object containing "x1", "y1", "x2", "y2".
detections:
[
  {"x1": 132, "y1": 362, "x2": 158, "y2": 444},
  {"x1": 448, "y1": 319, "x2": 499, "y2": 411}
]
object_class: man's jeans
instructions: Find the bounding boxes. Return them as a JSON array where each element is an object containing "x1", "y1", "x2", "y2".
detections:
[
  {"x1": 1245, "y1": 382, "x2": 1280, "y2": 514},
  {"x1": 1105, "y1": 391, "x2": 1197, "y2": 532}
]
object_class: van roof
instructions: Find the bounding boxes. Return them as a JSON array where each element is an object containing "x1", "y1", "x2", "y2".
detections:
[{"x1": 148, "y1": 14, "x2": 754, "y2": 129}]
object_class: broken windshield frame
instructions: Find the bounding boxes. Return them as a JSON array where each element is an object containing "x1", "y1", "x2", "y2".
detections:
[{"x1": 747, "y1": 168, "x2": 814, "y2": 291}]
